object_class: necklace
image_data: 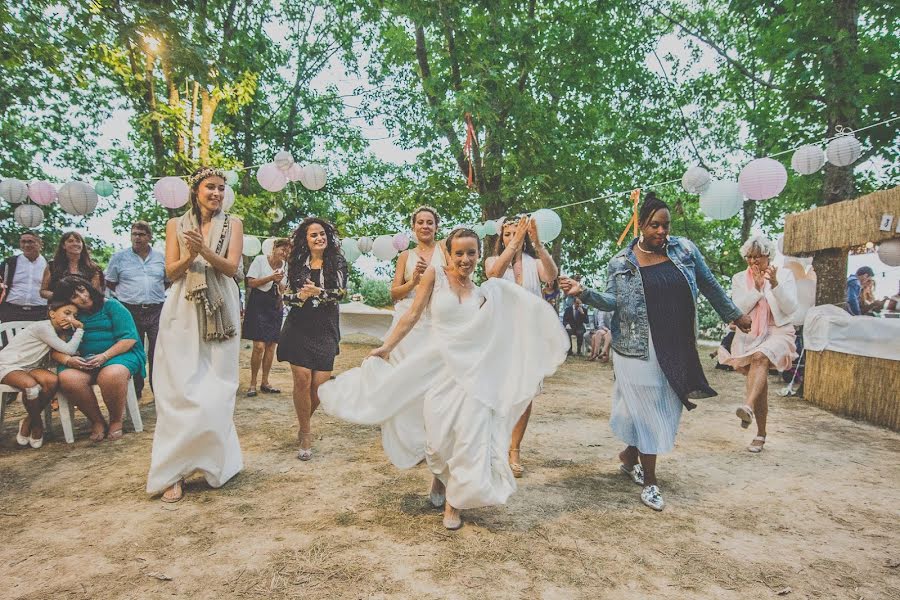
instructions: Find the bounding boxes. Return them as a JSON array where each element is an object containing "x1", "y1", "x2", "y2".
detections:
[{"x1": 636, "y1": 242, "x2": 655, "y2": 254}]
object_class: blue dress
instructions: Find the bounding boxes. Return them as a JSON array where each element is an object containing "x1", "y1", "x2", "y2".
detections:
[{"x1": 61, "y1": 298, "x2": 146, "y2": 377}]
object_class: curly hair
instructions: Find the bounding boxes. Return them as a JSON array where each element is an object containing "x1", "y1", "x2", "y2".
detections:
[
  {"x1": 288, "y1": 217, "x2": 347, "y2": 291},
  {"x1": 493, "y1": 216, "x2": 536, "y2": 258},
  {"x1": 411, "y1": 206, "x2": 440, "y2": 228}
]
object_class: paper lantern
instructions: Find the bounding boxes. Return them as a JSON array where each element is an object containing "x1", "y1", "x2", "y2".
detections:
[
  {"x1": 94, "y1": 180, "x2": 114, "y2": 197},
  {"x1": 392, "y1": 233, "x2": 410, "y2": 251},
  {"x1": 153, "y1": 176, "x2": 189, "y2": 209},
  {"x1": 274, "y1": 150, "x2": 294, "y2": 171},
  {"x1": 286, "y1": 163, "x2": 304, "y2": 182},
  {"x1": 57, "y1": 181, "x2": 99, "y2": 215},
  {"x1": 28, "y1": 181, "x2": 58, "y2": 205},
  {"x1": 223, "y1": 185, "x2": 236, "y2": 211},
  {"x1": 372, "y1": 235, "x2": 398, "y2": 261},
  {"x1": 532, "y1": 208, "x2": 562, "y2": 242},
  {"x1": 268, "y1": 207, "x2": 284, "y2": 223},
  {"x1": 483, "y1": 220, "x2": 498, "y2": 236},
  {"x1": 826, "y1": 134, "x2": 861, "y2": 167},
  {"x1": 14, "y1": 204, "x2": 44, "y2": 228},
  {"x1": 472, "y1": 224, "x2": 487, "y2": 239},
  {"x1": 300, "y1": 164, "x2": 326, "y2": 191},
  {"x1": 242, "y1": 235, "x2": 262, "y2": 257},
  {"x1": 877, "y1": 239, "x2": 900, "y2": 267},
  {"x1": 738, "y1": 158, "x2": 787, "y2": 201},
  {"x1": 699, "y1": 180, "x2": 742, "y2": 220},
  {"x1": 261, "y1": 238, "x2": 276, "y2": 256},
  {"x1": 681, "y1": 166, "x2": 711, "y2": 194},
  {"x1": 342, "y1": 238, "x2": 361, "y2": 263},
  {"x1": 0, "y1": 178, "x2": 28, "y2": 204},
  {"x1": 224, "y1": 170, "x2": 239, "y2": 186},
  {"x1": 357, "y1": 236, "x2": 373, "y2": 253},
  {"x1": 257, "y1": 163, "x2": 287, "y2": 192},
  {"x1": 791, "y1": 145, "x2": 826, "y2": 175}
]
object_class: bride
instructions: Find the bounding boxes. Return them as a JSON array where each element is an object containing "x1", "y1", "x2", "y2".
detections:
[
  {"x1": 319, "y1": 228, "x2": 568, "y2": 529},
  {"x1": 146, "y1": 167, "x2": 244, "y2": 502}
]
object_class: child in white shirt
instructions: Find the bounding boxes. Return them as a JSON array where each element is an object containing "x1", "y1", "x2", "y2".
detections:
[{"x1": 0, "y1": 299, "x2": 83, "y2": 448}]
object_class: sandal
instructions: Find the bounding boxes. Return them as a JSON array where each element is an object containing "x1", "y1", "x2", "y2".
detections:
[
  {"x1": 429, "y1": 478, "x2": 446, "y2": 509},
  {"x1": 297, "y1": 432, "x2": 313, "y2": 461},
  {"x1": 641, "y1": 484, "x2": 665, "y2": 511},
  {"x1": 748, "y1": 435, "x2": 766, "y2": 453},
  {"x1": 161, "y1": 480, "x2": 184, "y2": 503},
  {"x1": 89, "y1": 424, "x2": 108, "y2": 443},
  {"x1": 508, "y1": 448, "x2": 524, "y2": 478},
  {"x1": 107, "y1": 427, "x2": 124, "y2": 441},
  {"x1": 260, "y1": 384, "x2": 281, "y2": 394},
  {"x1": 443, "y1": 507, "x2": 463, "y2": 530},
  {"x1": 736, "y1": 405, "x2": 754, "y2": 429},
  {"x1": 246, "y1": 388, "x2": 258, "y2": 397},
  {"x1": 620, "y1": 463, "x2": 645, "y2": 485}
]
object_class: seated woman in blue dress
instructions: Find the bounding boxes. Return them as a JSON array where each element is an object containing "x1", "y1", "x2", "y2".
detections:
[{"x1": 49, "y1": 275, "x2": 146, "y2": 441}]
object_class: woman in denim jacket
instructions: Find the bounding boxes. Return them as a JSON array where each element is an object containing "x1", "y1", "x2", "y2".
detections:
[{"x1": 561, "y1": 193, "x2": 751, "y2": 511}]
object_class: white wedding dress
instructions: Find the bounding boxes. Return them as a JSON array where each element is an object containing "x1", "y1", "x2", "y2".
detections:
[
  {"x1": 319, "y1": 267, "x2": 568, "y2": 509},
  {"x1": 146, "y1": 263, "x2": 243, "y2": 494}
]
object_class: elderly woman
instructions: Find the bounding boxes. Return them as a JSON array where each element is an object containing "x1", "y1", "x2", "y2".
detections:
[
  {"x1": 718, "y1": 234, "x2": 798, "y2": 453},
  {"x1": 49, "y1": 276, "x2": 146, "y2": 441}
]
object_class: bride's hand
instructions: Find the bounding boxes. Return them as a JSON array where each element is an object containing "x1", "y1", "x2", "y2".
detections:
[{"x1": 369, "y1": 346, "x2": 391, "y2": 361}]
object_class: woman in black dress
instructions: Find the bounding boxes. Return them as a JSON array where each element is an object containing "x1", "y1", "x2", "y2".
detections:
[{"x1": 277, "y1": 218, "x2": 347, "y2": 460}]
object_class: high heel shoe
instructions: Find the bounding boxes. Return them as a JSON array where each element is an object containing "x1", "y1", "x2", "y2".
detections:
[{"x1": 297, "y1": 431, "x2": 313, "y2": 461}]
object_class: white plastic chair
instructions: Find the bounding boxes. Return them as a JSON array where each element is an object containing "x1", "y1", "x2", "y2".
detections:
[
  {"x1": 56, "y1": 376, "x2": 143, "y2": 444},
  {"x1": 0, "y1": 321, "x2": 54, "y2": 438}
]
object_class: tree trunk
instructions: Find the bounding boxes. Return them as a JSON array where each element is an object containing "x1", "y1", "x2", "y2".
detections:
[
  {"x1": 740, "y1": 199, "x2": 756, "y2": 242},
  {"x1": 162, "y1": 58, "x2": 184, "y2": 157},
  {"x1": 240, "y1": 102, "x2": 254, "y2": 195},
  {"x1": 198, "y1": 87, "x2": 219, "y2": 166},
  {"x1": 187, "y1": 81, "x2": 199, "y2": 160}
]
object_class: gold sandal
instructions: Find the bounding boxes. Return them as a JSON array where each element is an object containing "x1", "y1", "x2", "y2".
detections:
[
  {"x1": 161, "y1": 480, "x2": 184, "y2": 503},
  {"x1": 509, "y1": 449, "x2": 524, "y2": 478}
]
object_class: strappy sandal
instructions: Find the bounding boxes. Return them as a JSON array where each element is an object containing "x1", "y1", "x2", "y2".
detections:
[
  {"x1": 736, "y1": 405, "x2": 754, "y2": 429},
  {"x1": 246, "y1": 388, "x2": 258, "y2": 397},
  {"x1": 161, "y1": 480, "x2": 184, "y2": 503},
  {"x1": 107, "y1": 426, "x2": 124, "y2": 441},
  {"x1": 297, "y1": 432, "x2": 313, "y2": 461},
  {"x1": 260, "y1": 384, "x2": 281, "y2": 394},
  {"x1": 620, "y1": 463, "x2": 645, "y2": 485},
  {"x1": 89, "y1": 424, "x2": 108, "y2": 443},
  {"x1": 748, "y1": 436, "x2": 766, "y2": 453},
  {"x1": 509, "y1": 449, "x2": 524, "y2": 478}
]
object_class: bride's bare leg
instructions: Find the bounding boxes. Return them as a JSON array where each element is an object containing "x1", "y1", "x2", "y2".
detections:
[
  {"x1": 443, "y1": 502, "x2": 462, "y2": 530},
  {"x1": 429, "y1": 476, "x2": 446, "y2": 508}
]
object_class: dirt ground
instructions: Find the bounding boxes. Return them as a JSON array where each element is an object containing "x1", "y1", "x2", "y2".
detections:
[{"x1": 2, "y1": 340, "x2": 899, "y2": 600}]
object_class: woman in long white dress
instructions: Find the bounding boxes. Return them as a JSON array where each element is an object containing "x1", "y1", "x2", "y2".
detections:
[
  {"x1": 146, "y1": 167, "x2": 244, "y2": 503},
  {"x1": 319, "y1": 228, "x2": 568, "y2": 529},
  {"x1": 484, "y1": 215, "x2": 558, "y2": 478}
]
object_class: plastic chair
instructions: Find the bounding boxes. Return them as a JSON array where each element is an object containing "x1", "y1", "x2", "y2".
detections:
[{"x1": 0, "y1": 321, "x2": 54, "y2": 439}]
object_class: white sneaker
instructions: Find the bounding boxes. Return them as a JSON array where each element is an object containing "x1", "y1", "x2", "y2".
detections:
[
  {"x1": 16, "y1": 419, "x2": 30, "y2": 447},
  {"x1": 28, "y1": 434, "x2": 44, "y2": 449},
  {"x1": 641, "y1": 485, "x2": 665, "y2": 511}
]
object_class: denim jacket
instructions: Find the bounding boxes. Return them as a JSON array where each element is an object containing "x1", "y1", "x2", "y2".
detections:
[{"x1": 578, "y1": 236, "x2": 742, "y2": 359}]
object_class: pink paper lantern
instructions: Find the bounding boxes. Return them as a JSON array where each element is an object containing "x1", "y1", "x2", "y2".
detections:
[
  {"x1": 257, "y1": 163, "x2": 287, "y2": 192},
  {"x1": 300, "y1": 164, "x2": 327, "y2": 191},
  {"x1": 392, "y1": 232, "x2": 410, "y2": 251},
  {"x1": 28, "y1": 181, "x2": 58, "y2": 205},
  {"x1": 286, "y1": 163, "x2": 304, "y2": 182},
  {"x1": 738, "y1": 158, "x2": 787, "y2": 201},
  {"x1": 154, "y1": 176, "x2": 190, "y2": 209}
]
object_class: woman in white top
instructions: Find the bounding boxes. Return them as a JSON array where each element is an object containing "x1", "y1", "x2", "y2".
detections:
[
  {"x1": 718, "y1": 234, "x2": 798, "y2": 453},
  {"x1": 0, "y1": 299, "x2": 83, "y2": 448},
  {"x1": 243, "y1": 238, "x2": 289, "y2": 397},
  {"x1": 484, "y1": 215, "x2": 559, "y2": 478}
]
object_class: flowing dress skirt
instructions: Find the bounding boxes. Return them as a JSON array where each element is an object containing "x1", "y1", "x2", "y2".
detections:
[{"x1": 146, "y1": 278, "x2": 243, "y2": 494}]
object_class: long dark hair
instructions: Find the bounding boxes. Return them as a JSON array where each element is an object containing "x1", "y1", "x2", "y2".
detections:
[
  {"x1": 52, "y1": 275, "x2": 105, "y2": 314},
  {"x1": 637, "y1": 192, "x2": 670, "y2": 228},
  {"x1": 50, "y1": 232, "x2": 102, "y2": 287},
  {"x1": 288, "y1": 217, "x2": 347, "y2": 290},
  {"x1": 493, "y1": 216, "x2": 536, "y2": 258},
  {"x1": 188, "y1": 166, "x2": 226, "y2": 225}
]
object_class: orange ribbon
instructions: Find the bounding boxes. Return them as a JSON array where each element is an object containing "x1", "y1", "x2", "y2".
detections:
[
  {"x1": 463, "y1": 113, "x2": 478, "y2": 189},
  {"x1": 616, "y1": 189, "x2": 641, "y2": 246}
]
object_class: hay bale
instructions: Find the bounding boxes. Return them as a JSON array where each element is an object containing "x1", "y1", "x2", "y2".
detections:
[
  {"x1": 804, "y1": 349, "x2": 900, "y2": 431},
  {"x1": 783, "y1": 186, "x2": 900, "y2": 256}
]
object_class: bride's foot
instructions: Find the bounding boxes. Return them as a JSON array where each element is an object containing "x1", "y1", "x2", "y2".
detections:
[
  {"x1": 509, "y1": 448, "x2": 524, "y2": 478},
  {"x1": 161, "y1": 480, "x2": 184, "y2": 503},
  {"x1": 429, "y1": 477, "x2": 446, "y2": 508},
  {"x1": 297, "y1": 431, "x2": 313, "y2": 461},
  {"x1": 443, "y1": 503, "x2": 462, "y2": 530}
]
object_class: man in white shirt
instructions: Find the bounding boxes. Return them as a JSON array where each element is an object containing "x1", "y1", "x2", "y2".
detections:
[{"x1": 0, "y1": 232, "x2": 48, "y2": 322}]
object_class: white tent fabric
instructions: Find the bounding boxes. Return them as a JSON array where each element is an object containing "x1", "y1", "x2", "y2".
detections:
[{"x1": 803, "y1": 304, "x2": 900, "y2": 361}]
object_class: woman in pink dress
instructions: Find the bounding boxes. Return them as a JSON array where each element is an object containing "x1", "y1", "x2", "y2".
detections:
[{"x1": 719, "y1": 234, "x2": 798, "y2": 453}]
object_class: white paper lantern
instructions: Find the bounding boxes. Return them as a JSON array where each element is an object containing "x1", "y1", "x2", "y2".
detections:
[
  {"x1": 681, "y1": 166, "x2": 711, "y2": 194},
  {"x1": 699, "y1": 180, "x2": 743, "y2": 220},
  {"x1": 224, "y1": 170, "x2": 240, "y2": 186},
  {"x1": 57, "y1": 181, "x2": 99, "y2": 215},
  {"x1": 826, "y1": 134, "x2": 861, "y2": 167},
  {"x1": 242, "y1": 235, "x2": 262, "y2": 257},
  {"x1": 0, "y1": 178, "x2": 28, "y2": 204},
  {"x1": 223, "y1": 185, "x2": 236, "y2": 211},
  {"x1": 274, "y1": 150, "x2": 294, "y2": 171},
  {"x1": 738, "y1": 158, "x2": 787, "y2": 201},
  {"x1": 791, "y1": 145, "x2": 826, "y2": 175},
  {"x1": 300, "y1": 164, "x2": 327, "y2": 191},
  {"x1": 341, "y1": 238, "x2": 361, "y2": 263},
  {"x1": 257, "y1": 163, "x2": 288, "y2": 192},
  {"x1": 268, "y1": 207, "x2": 285, "y2": 223},
  {"x1": 28, "y1": 181, "x2": 58, "y2": 205},
  {"x1": 357, "y1": 236, "x2": 374, "y2": 253},
  {"x1": 532, "y1": 208, "x2": 562, "y2": 242},
  {"x1": 153, "y1": 176, "x2": 190, "y2": 209},
  {"x1": 472, "y1": 224, "x2": 487, "y2": 239},
  {"x1": 877, "y1": 239, "x2": 900, "y2": 267},
  {"x1": 261, "y1": 237, "x2": 276, "y2": 256},
  {"x1": 286, "y1": 163, "x2": 304, "y2": 182},
  {"x1": 372, "y1": 235, "x2": 398, "y2": 261},
  {"x1": 483, "y1": 220, "x2": 498, "y2": 236},
  {"x1": 14, "y1": 204, "x2": 44, "y2": 228}
]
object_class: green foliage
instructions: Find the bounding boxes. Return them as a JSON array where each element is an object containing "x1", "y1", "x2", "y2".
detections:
[{"x1": 352, "y1": 277, "x2": 392, "y2": 308}]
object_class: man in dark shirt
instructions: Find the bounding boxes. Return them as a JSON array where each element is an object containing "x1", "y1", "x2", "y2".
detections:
[{"x1": 563, "y1": 297, "x2": 588, "y2": 355}]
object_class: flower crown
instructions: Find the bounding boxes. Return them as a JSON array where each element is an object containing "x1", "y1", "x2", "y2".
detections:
[{"x1": 188, "y1": 167, "x2": 226, "y2": 189}]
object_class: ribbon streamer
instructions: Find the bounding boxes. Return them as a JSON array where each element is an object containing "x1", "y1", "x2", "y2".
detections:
[
  {"x1": 463, "y1": 113, "x2": 478, "y2": 189},
  {"x1": 616, "y1": 189, "x2": 641, "y2": 246}
]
